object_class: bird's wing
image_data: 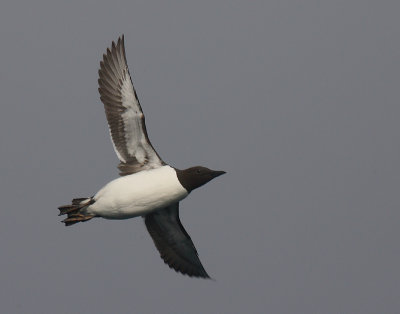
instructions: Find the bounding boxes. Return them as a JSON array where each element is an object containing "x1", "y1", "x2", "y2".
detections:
[
  {"x1": 144, "y1": 203, "x2": 210, "y2": 278},
  {"x1": 98, "y1": 35, "x2": 165, "y2": 176}
]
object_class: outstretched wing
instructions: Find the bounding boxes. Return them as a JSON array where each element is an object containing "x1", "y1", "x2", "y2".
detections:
[
  {"x1": 144, "y1": 203, "x2": 210, "y2": 279},
  {"x1": 98, "y1": 35, "x2": 164, "y2": 175}
]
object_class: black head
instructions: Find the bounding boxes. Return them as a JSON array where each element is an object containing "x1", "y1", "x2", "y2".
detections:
[{"x1": 175, "y1": 166, "x2": 226, "y2": 193}]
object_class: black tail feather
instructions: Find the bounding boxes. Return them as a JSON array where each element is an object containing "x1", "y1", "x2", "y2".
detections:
[
  {"x1": 72, "y1": 198, "x2": 90, "y2": 205},
  {"x1": 58, "y1": 197, "x2": 96, "y2": 226},
  {"x1": 62, "y1": 213, "x2": 96, "y2": 226},
  {"x1": 58, "y1": 204, "x2": 80, "y2": 216}
]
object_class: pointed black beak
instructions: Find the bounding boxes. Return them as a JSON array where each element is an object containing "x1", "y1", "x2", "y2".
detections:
[{"x1": 212, "y1": 170, "x2": 226, "y2": 178}]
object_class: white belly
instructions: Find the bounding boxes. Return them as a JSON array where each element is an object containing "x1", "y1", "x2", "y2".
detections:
[{"x1": 87, "y1": 166, "x2": 188, "y2": 219}]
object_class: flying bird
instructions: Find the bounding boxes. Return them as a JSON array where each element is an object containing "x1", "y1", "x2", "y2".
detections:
[{"x1": 58, "y1": 35, "x2": 225, "y2": 279}]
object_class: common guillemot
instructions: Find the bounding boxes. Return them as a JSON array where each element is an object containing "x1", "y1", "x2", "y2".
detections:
[{"x1": 58, "y1": 36, "x2": 225, "y2": 279}]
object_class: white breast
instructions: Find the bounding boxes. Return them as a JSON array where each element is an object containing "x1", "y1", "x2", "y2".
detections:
[{"x1": 87, "y1": 166, "x2": 188, "y2": 219}]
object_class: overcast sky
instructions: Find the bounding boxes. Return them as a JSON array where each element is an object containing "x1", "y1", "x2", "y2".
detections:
[{"x1": 1, "y1": 1, "x2": 400, "y2": 313}]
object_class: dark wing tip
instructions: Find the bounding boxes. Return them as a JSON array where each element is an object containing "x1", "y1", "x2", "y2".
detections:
[
  {"x1": 118, "y1": 34, "x2": 124, "y2": 46},
  {"x1": 186, "y1": 268, "x2": 211, "y2": 279},
  {"x1": 163, "y1": 255, "x2": 210, "y2": 279},
  {"x1": 161, "y1": 255, "x2": 211, "y2": 279},
  {"x1": 118, "y1": 34, "x2": 124, "y2": 44}
]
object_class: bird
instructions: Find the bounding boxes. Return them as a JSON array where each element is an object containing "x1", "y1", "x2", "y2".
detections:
[{"x1": 58, "y1": 35, "x2": 225, "y2": 279}]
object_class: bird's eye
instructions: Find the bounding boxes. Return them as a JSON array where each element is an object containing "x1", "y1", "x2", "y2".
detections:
[{"x1": 196, "y1": 169, "x2": 201, "y2": 174}]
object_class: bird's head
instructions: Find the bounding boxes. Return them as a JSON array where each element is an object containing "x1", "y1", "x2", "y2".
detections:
[{"x1": 175, "y1": 166, "x2": 226, "y2": 193}]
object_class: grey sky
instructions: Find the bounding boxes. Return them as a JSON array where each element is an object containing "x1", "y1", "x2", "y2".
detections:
[{"x1": 1, "y1": 1, "x2": 400, "y2": 313}]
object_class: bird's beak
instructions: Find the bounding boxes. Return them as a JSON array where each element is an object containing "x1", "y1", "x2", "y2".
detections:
[{"x1": 213, "y1": 170, "x2": 226, "y2": 178}]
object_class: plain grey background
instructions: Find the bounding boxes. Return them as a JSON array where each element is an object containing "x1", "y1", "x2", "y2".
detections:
[{"x1": 1, "y1": 1, "x2": 399, "y2": 313}]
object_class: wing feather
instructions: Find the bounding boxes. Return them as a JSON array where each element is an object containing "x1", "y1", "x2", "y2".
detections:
[
  {"x1": 144, "y1": 203, "x2": 210, "y2": 279},
  {"x1": 98, "y1": 35, "x2": 164, "y2": 175}
]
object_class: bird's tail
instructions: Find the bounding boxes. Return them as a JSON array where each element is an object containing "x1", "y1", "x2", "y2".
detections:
[{"x1": 58, "y1": 197, "x2": 96, "y2": 226}]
